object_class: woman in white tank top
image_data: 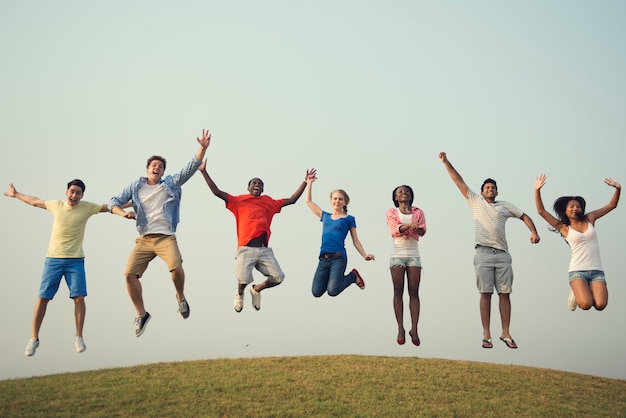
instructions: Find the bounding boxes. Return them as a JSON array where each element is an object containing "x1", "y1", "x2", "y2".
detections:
[
  {"x1": 386, "y1": 185, "x2": 426, "y2": 346},
  {"x1": 534, "y1": 174, "x2": 621, "y2": 311}
]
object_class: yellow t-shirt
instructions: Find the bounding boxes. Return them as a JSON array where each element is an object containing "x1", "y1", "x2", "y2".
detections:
[{"x1": 45, "y1": 200, "x2": 102, "y2": 258}]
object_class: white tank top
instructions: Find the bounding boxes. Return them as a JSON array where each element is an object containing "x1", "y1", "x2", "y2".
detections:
[{"x1": 565, "y1": 222, "x2": 603, "y2": 272}]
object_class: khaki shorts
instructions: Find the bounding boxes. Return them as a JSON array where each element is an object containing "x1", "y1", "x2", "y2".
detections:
[{"x1": 125, "y1": 234, "x2": 182, "y2": 278}]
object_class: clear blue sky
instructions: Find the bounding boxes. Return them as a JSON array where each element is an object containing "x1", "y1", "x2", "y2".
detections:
[{"x1": 2, "y1": 1, "x2": 625, "y2": 381}]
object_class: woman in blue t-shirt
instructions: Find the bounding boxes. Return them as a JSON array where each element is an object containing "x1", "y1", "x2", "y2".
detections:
[{"x1": 305, "y1": 170, "x2": 375, "y2": 297}]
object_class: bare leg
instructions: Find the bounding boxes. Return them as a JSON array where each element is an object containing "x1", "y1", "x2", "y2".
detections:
[
  {"x1": 237, "y1": 282, "x2": 247, "y2": 295},
  {"x1": 480, "y1": 293, "x2": 492, "y2": 341},
  {"x1": 390, "y1": 266, "x2": 406, "y2": 343},
  {"x1": 407, "y1": 266, "x2": 421, "y2": 346},
  {"x1": 31, "y1": 298, "x2": 50, "y2": 339},
  {"x1": 499, "y1": 293, "x2": 512, "y2": 340},
  {"x1": 571, "y1": 279, "x2": 594, "y2": 310},
  {"x1": 73, "y1": 296, "x2": 86, "y2": 337},
  {"x1": 126, "y1": 274, "x2": 146, "y2": 317},
  {"x1": 590, "y1": 281, "x2": 608, "y2": 311},
  {"x1": 253, "y1": 280, "x2": 280, "y2": 292},
  {"x1": 171, "y1": 266, "x2": 186, "y2": 303}
]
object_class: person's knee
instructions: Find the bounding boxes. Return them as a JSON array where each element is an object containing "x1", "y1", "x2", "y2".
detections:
[
  {"x1": 268, "y1": 274, "x2": 284, "y2": 285},
  {"x1": 593, "y1": 299, "x2": 608, "y2": 310},
  {"x1": 327, "y1": 289, "x2": 340, "y2": 297},
  {"x1": 125, "y1": 274, "x2": 139, "y2": 284},
  {"x1": 171, "y1": 266, "x2": 185, "y2": 279}
]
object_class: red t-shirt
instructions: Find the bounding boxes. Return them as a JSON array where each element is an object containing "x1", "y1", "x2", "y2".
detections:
[{"x1": 226, "y1": 194, "x2": 285, "y2": 248}]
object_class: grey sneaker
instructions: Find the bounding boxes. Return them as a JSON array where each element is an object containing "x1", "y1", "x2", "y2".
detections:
[
  {"x1": 250, "y1": 285, "x2": 261, "y2": 311},
  {"x1": 135, "y1": 312, "x2": 151, "y2": 337},
  {"x1": 75, "y1": 336, "x2": 87, "y2": 353},
  {"x1": 25, "y1": 338, "x2": 39, "y2": 357},
  {"x1": 568, "y1": 289, "x2": 577, "y2": 311},
  {"x1": 178, "y1": 298, "x2": 190, "y2": 319},
  {"x1": 234, "y1": 292, "x2": 244, "y2": 312}
]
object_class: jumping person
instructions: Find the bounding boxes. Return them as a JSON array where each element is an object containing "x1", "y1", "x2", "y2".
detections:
[
  {"x1": 386, "y1": 185, "x2": 426, "y2": 346},
  {"x1": 534, "y1": 174, "x2": 620, "y2": 311},
  {"x1": 304, "y1": 171, "x2": 374, "y2": 298},
  {"x1": 5, "y1": 180, "x2": 132, "y2": 355},
  {"x1": 439, "y1": 152, "x2": 540, "y2": 349},
  {"x1": 198, "y1": 154, "x2": 314, "y2": 312},
  {"x1": 109, "y1": 129, "x2": 210, "y2": 337}
]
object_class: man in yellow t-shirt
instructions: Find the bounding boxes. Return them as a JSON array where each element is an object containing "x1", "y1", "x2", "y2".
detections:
[{"x1": 5, "y1": 179, "x2": 133, "y2": 356}]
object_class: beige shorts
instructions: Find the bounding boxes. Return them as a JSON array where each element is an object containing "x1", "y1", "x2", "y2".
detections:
[{"x1": 125, "y1": 234, "x2": 182, "y2": 278}]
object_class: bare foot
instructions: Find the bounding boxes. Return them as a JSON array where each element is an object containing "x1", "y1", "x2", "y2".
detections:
[{"x1": 397, "y1": 329, "x2": 406, "y2": 345}]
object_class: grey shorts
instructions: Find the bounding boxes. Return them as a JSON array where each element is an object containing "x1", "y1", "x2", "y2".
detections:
[
  {"x1": 474, "y1": 246, "x2": 513, "y2": 294},
  {"x1": 235, "y1": 246, "x2": 285, "y2": 285}
]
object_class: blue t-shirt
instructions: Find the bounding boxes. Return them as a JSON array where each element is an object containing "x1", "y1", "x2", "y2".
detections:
[{"x1": 319, "y1": 211, "x2": 356, "y2": 257}]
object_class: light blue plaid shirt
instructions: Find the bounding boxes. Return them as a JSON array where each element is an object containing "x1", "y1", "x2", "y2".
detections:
[{"x1": 108, "y1": 156, "x2": 201, "y2": 235}]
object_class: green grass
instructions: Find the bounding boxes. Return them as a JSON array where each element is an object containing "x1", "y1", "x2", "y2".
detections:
[{"x1": 1, "y1": 355, "x2": 625, "y2": 417}]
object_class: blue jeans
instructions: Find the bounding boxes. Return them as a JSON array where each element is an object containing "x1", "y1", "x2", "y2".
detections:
[{"x1": 312, "y1": 255, "x2": 355, "y2": 297}]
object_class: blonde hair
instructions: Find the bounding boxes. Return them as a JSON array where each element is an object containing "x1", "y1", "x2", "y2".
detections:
[{"x1": 330, "y1": 189, "x2": 350, "y2": 214}]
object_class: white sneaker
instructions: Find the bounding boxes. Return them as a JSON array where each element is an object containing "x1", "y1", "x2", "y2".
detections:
[
  {"x1": 75, "y1": 336, "x2": 87, "y2": 353},
  {"x1": 568, "y1": 289, "x2": 577, "y2": 311},
  {"x1": 25, "y1": 338, "x2": 39, "y2": 357},
  {"x1": 234, "y1": 292, "x2": 244, "y2": 312},
  {"x1": 250, "y1": 285, "x2": 261, "y2": 311}
]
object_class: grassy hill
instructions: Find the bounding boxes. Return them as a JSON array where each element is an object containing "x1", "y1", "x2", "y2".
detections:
[{"x1": 1, "y1": 355, "x2": 624, "y2": 417}]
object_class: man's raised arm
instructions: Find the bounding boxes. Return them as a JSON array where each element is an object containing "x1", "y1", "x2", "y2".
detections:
[{"x1": 439, "y1": 152, "x2": 469, "y2": 197}]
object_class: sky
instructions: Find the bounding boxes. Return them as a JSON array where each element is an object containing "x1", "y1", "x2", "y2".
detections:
[{"x1": 1, "y1": 1, "x2": 625, "y2": 381}]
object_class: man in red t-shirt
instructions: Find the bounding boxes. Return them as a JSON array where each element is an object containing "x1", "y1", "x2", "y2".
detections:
[{"x1": 199, "y1": 158, "x2": 315, "y2": 312}]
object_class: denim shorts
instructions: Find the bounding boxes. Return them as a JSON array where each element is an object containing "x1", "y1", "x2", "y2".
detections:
[
  {"x1": 389, "y1": 257, "x2": 422, "y2": 268},
  {"x1": 40, "y1": 258, "x2": 87, "y2": 299},
  {"x1": 568, "y1": 270, "x2": 606, "y2": 284}
]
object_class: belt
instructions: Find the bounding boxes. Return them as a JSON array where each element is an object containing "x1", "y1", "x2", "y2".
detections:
[
  {"x1": 321, "y1": 252, "x2": 343, "y2": 259},
  {"x1": 475, "y1": 245, "x2": 506, "y2": 254}
]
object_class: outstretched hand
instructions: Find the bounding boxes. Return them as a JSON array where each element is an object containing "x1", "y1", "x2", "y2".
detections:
[
  {"x1": 438, "y1": 152, "x2": 448, "y2": 163},
  {"x1": 535, "y1": 174, "x2": 547, "y2": 191},
  {"x1": 4, "y1": 183, "x2": 16, "y2": 198},
  {"x1": 197, "y1": 129, "x2": 211, "y2": 149},
  {"x1": 605, "y1": 178, "x2": 621, "y2": 190},
  {"x1": 305, "y1": 168, "x2": 317, "y2": 183}
]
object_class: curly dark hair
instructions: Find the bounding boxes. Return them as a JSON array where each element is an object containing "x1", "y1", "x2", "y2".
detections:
[{"x1": 392, "y1": 185, "x2": 414, "y2": 208}]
